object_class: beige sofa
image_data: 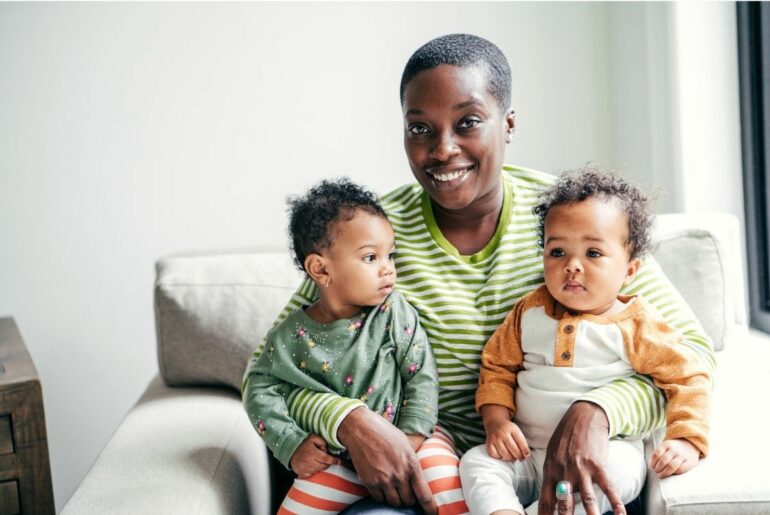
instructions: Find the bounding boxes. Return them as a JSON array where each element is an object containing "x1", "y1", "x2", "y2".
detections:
[{"x1": 62, "y1": 212, "x2": 770, "y2": 514}]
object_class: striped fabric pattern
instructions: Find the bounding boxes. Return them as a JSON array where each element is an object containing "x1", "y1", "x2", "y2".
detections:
[
  {"x1": 264, "y1": 165, "x2": 715, "y2": 452},
  {"x1": 278, "y1": 427, "x2": 468, "y2": 515}
]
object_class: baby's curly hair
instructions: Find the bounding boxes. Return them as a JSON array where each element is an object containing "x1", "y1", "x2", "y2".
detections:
[
  {"x1": 533, "y1": 167, "x2": 653, "y2": 259},
  {"x1": 287, "y1": 178, "x2": 388, "y2": 272}
]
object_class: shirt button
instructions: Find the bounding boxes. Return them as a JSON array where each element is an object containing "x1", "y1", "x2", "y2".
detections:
[
  {"x1": 561, "y1": 351, "x2": 571, "y2": 360},
  {"x1": 564, "y1": 324, "x2": 574, "y2": 334}
]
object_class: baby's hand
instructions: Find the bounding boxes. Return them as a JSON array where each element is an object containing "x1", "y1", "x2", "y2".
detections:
[
  {"x1": 290, "y1": 434, "x2": 341, "y2": 478},
  {"x1": 406, "y1": 433, "x2": 426, "y2": 452},
  {"x1": 649, "y1": 438, "x2": 700, "y2": 478},
  {"x1": 485, "y1": 419, "x2": 530, "y2": 462}
]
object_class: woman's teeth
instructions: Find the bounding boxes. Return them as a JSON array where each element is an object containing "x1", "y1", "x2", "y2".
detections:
[{"x1": 431, "y1": 168, "x2": 470, "y2": 182}]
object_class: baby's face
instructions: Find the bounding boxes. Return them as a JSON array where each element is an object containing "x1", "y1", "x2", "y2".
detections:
[
  {"x1": 323, "y1": 212, "x2": 397, "y2": 310},
  {"x1": 542, "y1": 198, "x2": 639, "y2": 315}
]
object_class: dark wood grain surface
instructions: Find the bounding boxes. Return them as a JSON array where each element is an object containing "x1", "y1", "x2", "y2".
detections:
[{"x1": 0, "y1": 318, "x2": 54, "y2": 515}]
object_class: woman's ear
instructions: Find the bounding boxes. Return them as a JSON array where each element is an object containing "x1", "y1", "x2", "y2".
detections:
[
  {"x1": 305, "y1": 253, "x2": 330, "y2": 288},
  {"x1": 505, "y1": 109, "x2": 515, "y2": 143},
  {"x1": 623, "y1": 257, "x2": 642, "y2": 286}
]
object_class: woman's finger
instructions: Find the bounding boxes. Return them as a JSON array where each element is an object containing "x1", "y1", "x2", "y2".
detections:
[
  {"x1": 411, "y1": 466, "x2": 438, "y2": 515},
  {"x1": 576, "y1": 476, "x2": 601, "y2": 515},
  {"x1": 555, "y1": 480, "x2": 575, "y2": 514},
  {"x1": 593, "y1": 466, "x2": 626, "y2": 515},
  {"x1": 538, "y1": 457, "x2": 565, "y2": 514}
]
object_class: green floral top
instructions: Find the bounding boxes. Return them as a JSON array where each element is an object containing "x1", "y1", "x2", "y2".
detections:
[{"x1": 244, "y1": 291, "x2": 438, "y2": 469}]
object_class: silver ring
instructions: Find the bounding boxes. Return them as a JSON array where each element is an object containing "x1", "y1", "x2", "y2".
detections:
[{"x1": 556, "y1": 480, "x2": 572, "y2": 502}]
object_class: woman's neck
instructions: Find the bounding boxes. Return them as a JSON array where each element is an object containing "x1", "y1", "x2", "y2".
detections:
[{"x1": 432, "y1": 184, "x2": 504, "y2": 256}]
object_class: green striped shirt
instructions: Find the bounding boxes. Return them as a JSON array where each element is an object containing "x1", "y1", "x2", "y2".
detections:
[{"x1": 245, "y1": 165, "x2": 715, "y2": 453}]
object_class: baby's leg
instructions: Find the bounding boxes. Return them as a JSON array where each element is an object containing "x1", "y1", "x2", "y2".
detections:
[
  {"x1": 571, "y1": 439, "x2": 646, "y2": 515},
  {"x1": 416, "y1": 427, "x2": 469, "y2": 514},
  {"x1": 459, "y1": 445, "x2": 539, "y2": 515},
  {"x1": 278, "y1": 463, "x2": 368, "y2": 515}
]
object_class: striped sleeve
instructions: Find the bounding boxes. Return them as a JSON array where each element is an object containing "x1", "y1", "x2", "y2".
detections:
[
  {"x1": 578, "y1": 256, "x2": 716, "y2": 438},
  {"x1": 242, "y1": 275, "x2": 365, "y2": 450},
  {"x1": 286, "y1": 390, "x2": 364, "y2": 451}
]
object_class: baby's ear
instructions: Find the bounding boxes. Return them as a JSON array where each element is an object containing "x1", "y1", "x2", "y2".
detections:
[
  {"x1": 304, "y1": 253, "x2": 329, "y2": 287},
  {"x1": 623, "y1": 257, "x2": 642, "y2": 286}
]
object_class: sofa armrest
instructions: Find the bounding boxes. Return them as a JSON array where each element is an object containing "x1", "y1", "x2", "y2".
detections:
[{"x1": 61, "y1": 376, "x2": 272, "y2": 515}]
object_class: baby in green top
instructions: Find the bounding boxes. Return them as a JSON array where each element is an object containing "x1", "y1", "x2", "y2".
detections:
[{"x1": 244, "y1": 179, "x2": 461, "y2": 513}]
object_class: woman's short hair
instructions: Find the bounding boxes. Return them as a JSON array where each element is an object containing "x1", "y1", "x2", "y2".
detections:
[
  {"x1": 400, "y1": 33, "x2": 512, "y2": 113},
  {"x1": 287, "y1": 178, "x2": 387, "y2": 271},
  {"x1": 533, "y1": 167, "x2": 654, "y2": 259}
]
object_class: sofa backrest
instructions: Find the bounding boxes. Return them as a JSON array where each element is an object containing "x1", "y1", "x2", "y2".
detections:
[{"x1": 154, "y1": 212, "x2": 746, "y2": 391}]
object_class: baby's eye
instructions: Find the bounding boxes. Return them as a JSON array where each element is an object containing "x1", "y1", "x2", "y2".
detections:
[
  {"x1": 407, "y1": 124, "x2": 430, "y2": 136},
  {"x1": 549, "y1": 248, "x2": 565, "y2": 258},
  {"x1": 458, "y1": 117, "x2": 481, "y2": 130},
  {"x1": 362, "y1": 254, "x2": 376, "y2": 263},
  {"x1": 388, "y1": 251, "x2": 397, "y2": 261},
  {"x1": 587, "y1": 250, "x2": 602, "y2": 258}
]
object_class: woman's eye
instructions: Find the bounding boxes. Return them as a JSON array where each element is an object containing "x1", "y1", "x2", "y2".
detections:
[
  {"x1": 587, "y1": 250, "x2": 602, "y2": 258},
  {"x1": 549, "y1": 248, "x2": 565, "y2": 258},
  {"x1": 407, "y1": 124, "x2": 429, "y2": 135},
  {"x1": 458, "y1": 117, "x2": 481, "y2": 130},
  {"x1": 362, "y1": 254, "x2": 376, "y2": 263}
]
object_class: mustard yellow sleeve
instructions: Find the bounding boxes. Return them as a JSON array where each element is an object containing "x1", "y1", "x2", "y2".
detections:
[
  {"x1": 476, "y1": 298, "x2": 526, "y2": 415},
  {"x1": 618, "y1": 303, "x2": 712, "y2": 457}
]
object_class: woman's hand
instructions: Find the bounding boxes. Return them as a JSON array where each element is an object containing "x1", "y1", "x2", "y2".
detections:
[
  {"x1": 338, "y1": 407, "x2": 437, "y2": 515},
  {"x1": 290, "y1": 434, "x2": 341, "y2": 479},
  {"x1": 538, "y1": 401, "x2": 626, "y2": 515}
]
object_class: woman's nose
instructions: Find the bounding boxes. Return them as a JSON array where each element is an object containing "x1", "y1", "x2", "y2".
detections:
[{"x1": 429, "y1": 130, "x2": 460, "y2": 161}]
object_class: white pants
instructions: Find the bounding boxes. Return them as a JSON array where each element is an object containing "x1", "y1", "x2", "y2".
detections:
[{"x1": 459, "y1": 440, "x2": 645, "y2": 515}]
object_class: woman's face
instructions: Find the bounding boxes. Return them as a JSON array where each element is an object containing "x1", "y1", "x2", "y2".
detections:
[{"x1": 402, "y1": 64, "x2": 514, "y2": 212}]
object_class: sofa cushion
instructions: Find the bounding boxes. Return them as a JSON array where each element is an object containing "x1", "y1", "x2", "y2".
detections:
[
  {"x1": 155, "y1": 252, "x2": 302, "y2": 391},
  {"x1": 651, "y1": 213, "x2": 746, "y2": 352}
]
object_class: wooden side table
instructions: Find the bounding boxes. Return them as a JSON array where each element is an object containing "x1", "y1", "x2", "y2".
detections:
[{"x1": 0, "y1": 318, "x2": 54, "y2": 515}]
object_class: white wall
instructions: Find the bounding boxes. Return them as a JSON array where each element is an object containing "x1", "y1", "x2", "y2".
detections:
[
  {"x1": 0, "y1": 2, "x2": 619, "y2": 509},
  {"x1": 606, "y1": 2, "x2": 744, "y2": 220}
]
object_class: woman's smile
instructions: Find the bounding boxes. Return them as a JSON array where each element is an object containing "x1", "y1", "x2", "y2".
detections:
[{"x1": 425, "y1": 163, "x2": 474, "y2": 186}]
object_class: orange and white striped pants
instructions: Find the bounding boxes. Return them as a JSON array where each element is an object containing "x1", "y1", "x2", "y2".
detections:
[{"x1": 278, "y1": 427, "x2": 469, "y2": 515}]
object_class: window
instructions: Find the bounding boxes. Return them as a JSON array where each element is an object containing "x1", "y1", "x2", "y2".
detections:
[{"x1": 738, "y1": 2, "x2": 770, "y2": 333}]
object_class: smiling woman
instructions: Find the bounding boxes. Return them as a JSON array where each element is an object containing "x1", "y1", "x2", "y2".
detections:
[{"x1": 243, "y1": 33, "x2": 715, "y2": 515}]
